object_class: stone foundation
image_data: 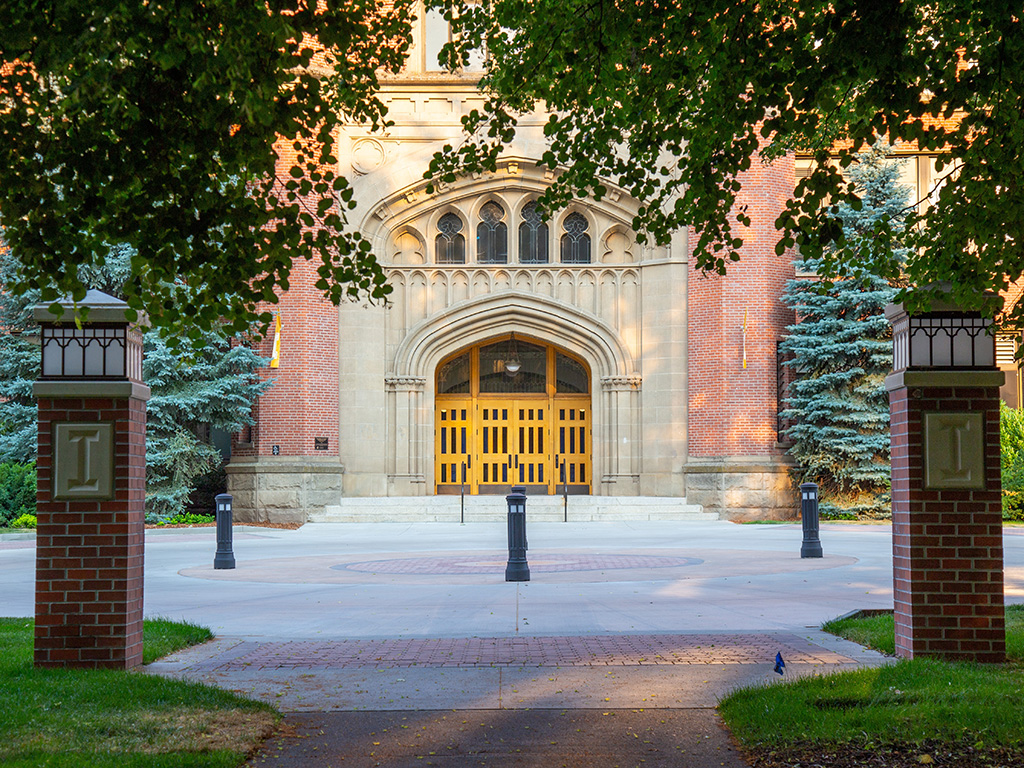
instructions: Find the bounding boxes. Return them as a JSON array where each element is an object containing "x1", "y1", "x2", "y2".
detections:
[
  {"x1": 226, "y1": 460, "x2": 345, "y2": 524},
  {"x1": 683, "y1": 460, "x2": 798, "y2": 521},
  {"x1": 228, "y1": 458, "x2": 797, "y2": 524}
]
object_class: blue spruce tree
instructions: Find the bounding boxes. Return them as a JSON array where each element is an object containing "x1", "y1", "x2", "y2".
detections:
[
  {"x1": 0, "y1": 245, "x2": 39, "y2": 463},
  {"x1": 781, "y1": 146, "x2": 911, "y2": 518},
  {"x1": 0, "y1": 242, "x2": 271, "y2": 521}
]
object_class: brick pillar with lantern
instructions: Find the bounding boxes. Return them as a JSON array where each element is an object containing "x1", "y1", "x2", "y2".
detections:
[
  {"x1": 33, "y1": 291, "x2": 149, "y2": 669},
  {"x1": 885, "y1": 294, "x2": 1005, "y2": 662}
]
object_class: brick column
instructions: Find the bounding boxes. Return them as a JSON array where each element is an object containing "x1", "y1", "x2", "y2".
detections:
[
  {"x1": 33, "y1": 292, "x2": 149, "y2": 669},
  {"x1": 886, "y1": 301, "x2": 1005, "y2": 662}
]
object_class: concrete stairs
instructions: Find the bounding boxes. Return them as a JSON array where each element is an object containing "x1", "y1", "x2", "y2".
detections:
[{"x1": 314, "y1": 495, "x2": 716, "y2": 523}]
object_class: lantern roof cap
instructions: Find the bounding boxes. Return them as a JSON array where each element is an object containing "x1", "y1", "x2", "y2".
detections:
[
  {"x1": 884, "y1": 283, "x2": 998, "y2": 322},
  {"x1": 33, "y1": 290, "x2": 141, "y2": 325}
]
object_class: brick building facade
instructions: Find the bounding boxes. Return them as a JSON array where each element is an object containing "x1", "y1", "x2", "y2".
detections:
[{"x1": 226, "y1": 7, "x2": 800, "y2": 522}]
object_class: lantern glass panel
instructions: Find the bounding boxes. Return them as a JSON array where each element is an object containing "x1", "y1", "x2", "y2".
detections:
[
  {"x1": 65, "y1": 337, "x2": 85, "y2": 376},
  {"x1": 42, "y1": 339, "x2": 62, "y2": 376},
  {"x1": 952, "y1": 330, "x2": 975, "y2": 367},
  {"x1": 84, "y1": 337, "x2": 106, "y2": 376},
  {"x1": 910, "y1": 327, "x2": 933, "y2": 366}
]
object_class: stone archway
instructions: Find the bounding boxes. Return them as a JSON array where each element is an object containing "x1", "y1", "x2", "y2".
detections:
[
  {"x1": 434, "y1": 334, "x2": 592, "y2": 495},
  {"x1": 384, "y1": 292, "x2": 642, "y2": 497}
]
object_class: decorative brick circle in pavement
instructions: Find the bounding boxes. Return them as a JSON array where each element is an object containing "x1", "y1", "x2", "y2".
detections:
[
  {"x1": 214, "y1": 633, "x2": 852, "y2": 670},
  {"x1": 334, "y1": 553, "x2": 702, "y2": 575}
]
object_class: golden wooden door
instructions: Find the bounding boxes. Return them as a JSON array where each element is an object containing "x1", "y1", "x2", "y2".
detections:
[
  {"x1": 436, "y1": 396, "x2": 590, "y2": 495},
  {"x1": 477, "y1": 403, "x2": 513, "y2": 492},
  {"x1": 434, "y1": 400, "x2": 473, "y2": 494},
  {"x1": 511, "y1": 401, "x2": 550, "y2": 494},
  {"x1": 554, "y1": 401, "x2": 591, "y2": 493},
  {"x1": 435, "y1": 336, "x2": 592, "y2": 495},
  {"x1": 475, "y1": 400, "x2": 551, "y2": 494}
]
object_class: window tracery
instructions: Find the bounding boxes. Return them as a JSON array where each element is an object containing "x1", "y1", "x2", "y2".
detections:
[
  {"x1": 477, "y1": 201, "x2": 508, "y2": 263},
  {"x1": 519, "y1": 202, "x2": 549, "y2": 264},
  {"x1": 393, "y1": 194, "x2": 625, "y2": 266},
  {"x1": 560, "y1": 212, "x2": 591, "y2": 264},
  {"x1": 436, "y1": 213, "x2": 466, "y2": 263}
]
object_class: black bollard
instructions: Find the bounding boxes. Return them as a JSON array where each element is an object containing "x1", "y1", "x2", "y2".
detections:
[
  {"x1": 800, "y1": 482, "x2": 823, "y2": 558},
  {"x1": 214, "y1": 493, "x2": 236, "y2": 570},
  {"x1": 505, "y1": 486, "x2": 530, "y2": 581}
]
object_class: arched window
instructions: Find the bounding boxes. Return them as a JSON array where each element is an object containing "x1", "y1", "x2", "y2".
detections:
[
  {"x1": 436, "y1": 213, "x2": 466, "y2": 263},
  {"x1": 560, "y1": 212, "x2": 591, "y2": 263},
  {"x1": 518, "y1": 202, "x2": 549, "y2": 264},
  {"x1": 477, "y1": 202, "x2": 508, "y2": 263}
]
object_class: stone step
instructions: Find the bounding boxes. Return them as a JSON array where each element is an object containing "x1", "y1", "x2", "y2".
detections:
[{"x1": 314, "y1": 496, "x2": 716, "y2": 523}]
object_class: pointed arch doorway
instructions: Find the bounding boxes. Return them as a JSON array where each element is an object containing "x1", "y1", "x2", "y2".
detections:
[{"x1": 435, "y1": 335, "x2": 591, "y2": 495}]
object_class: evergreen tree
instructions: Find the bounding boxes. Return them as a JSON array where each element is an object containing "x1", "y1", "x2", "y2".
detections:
[
  {"x1": 143, "y1": 333, "x2": 270, "y2": 520},
  {"x1": 0, "y1": 242, "x2": 271, "y2": 520},
  {"x1": 0, "y1": 244, "x2": 40, "y2": 463},
  {"x1": 780, "y1": 146, "x2": 911, "y2": 518}
]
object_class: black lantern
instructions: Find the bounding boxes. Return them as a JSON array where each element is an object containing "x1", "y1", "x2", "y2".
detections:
[
  {"x1": 503, "y1": 333, "x2": 521, "y2": 377},
  {"x1": 885, "y1": 292, "x2": 996, "y2": 372},
  {"x1": 34, "y1": 290, "x2": 144, "y2": 382}
]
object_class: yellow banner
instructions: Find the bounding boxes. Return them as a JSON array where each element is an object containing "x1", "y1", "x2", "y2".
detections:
[{"x1": 270, "y1": 313, "x2": 281, "y2": 369}]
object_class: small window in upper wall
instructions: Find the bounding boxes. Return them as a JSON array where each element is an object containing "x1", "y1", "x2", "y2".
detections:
[
  {"x1": 519, "y1": 202, "x2": 549, "y2": 263},
  {"x1": 436, "y1": 213, "x2": 466, "y2": 263},
  {"x1": 424, "y1": 9, "x2": 450, "y2": 71},
  {"x1": 560, "y1": 212, "x2": 591, "y2": 263},
  {"x1": 424, "y1": 8, "x2": 485, "y2": 72},
  {"x1": 477, "y1": 202, "x2": 508, "y2": 263}
]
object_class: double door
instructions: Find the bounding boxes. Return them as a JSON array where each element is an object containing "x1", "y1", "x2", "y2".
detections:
[{"x1": 435, "y1": 396, "x2": 590, "y2": 495}]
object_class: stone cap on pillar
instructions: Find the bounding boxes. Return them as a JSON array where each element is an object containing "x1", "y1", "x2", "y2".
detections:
[{"x1": 33, "y1": 289, "x2": 143, "y2": 325}]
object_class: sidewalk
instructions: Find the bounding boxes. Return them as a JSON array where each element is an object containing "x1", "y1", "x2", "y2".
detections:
[
  {"x1": 150, "y1": 617, "x2": 884, "y2": 767},
  {"x1": 6, "y1": 520, "x2": 1021, "y2": 765},
  {"x1": 120, "y1": 519, "x2": 918, "y2": 767}
]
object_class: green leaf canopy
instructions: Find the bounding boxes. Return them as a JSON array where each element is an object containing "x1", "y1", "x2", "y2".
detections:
[
  {"x1": 0, "y1": 0, "x2": 413, "y2": 338},
  {"x1": 430, "y1": 0, "x2": 1024, "y2": 320}
]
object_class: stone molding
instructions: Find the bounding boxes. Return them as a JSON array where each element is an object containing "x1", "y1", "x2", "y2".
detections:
[
  {"x1": 884, "y1": 369, "x2": 1005, "y2": 392},
  {"x1": 391, "y1": 291, "x2": 635, "y2": 381},
  {"x1": 600, "y1": 375, "x2": 642, "y2": 391},
  {"x1": 384, "y1": 375, "x2": 428, "y2": 392},
  {"x1": 226, "y1": 461, "x2": 346, "y2": 475},
  {"x1": 34, "y1": 381, "x2": 151, "y2": 401}
]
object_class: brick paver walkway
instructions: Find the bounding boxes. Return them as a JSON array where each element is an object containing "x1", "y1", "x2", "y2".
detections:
[
  {"x1": 215, "y1": 633, "x2": 851, "y2": 670},
  {"x1": 335, "y1": 553, "x2": 702, "y2": 575}
]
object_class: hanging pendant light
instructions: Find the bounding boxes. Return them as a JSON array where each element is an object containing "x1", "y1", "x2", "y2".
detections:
[{"x1": 504, "y1": 333, "x2": 521, "y2": 376}]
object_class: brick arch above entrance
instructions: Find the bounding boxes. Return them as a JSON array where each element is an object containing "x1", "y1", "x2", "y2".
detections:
[{"x1": 391, "y1": 292, "x2": 637, "y2": 384}]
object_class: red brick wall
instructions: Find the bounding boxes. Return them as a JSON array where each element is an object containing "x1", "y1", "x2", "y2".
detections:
[
  {"x1": 232, "y1": 141, "x2": 340, "y2": 460},
  {"x1": 688, "y1": 153, "x2": 796, "y2": 457},
  {"x1": 34, "y1": 396, "x2": 146, "y2": 669},
  {"x1": 890, "y1": 383, "x2": 1006, "y2": 662}
]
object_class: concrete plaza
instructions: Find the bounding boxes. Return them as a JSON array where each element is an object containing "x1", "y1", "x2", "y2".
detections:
[{"x1": 3, "y1": 519, "x2": 1023, "y2": 766}]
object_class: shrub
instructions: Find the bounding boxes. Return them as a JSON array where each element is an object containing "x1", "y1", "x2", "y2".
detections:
[
  {"x1": 0, "y1": 462, "x2": 36, "y2": 528},
  {"x1": 1000, "y1": 402, "x2": 1024, "y2": 521},
  {"x1": 158, "y1": 512, "x2": 216, "y2": 526},
  {"x1": 10, "y1": 513, "x2": 36, "y2": 529}
]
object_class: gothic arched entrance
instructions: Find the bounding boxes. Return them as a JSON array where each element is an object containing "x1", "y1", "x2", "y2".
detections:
[{"x1": 435, "y1": 335, "x2": 591, "y2": 495}]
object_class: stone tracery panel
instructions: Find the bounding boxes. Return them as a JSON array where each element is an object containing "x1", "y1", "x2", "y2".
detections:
[{"x1": 385, "y1": 267, "x2": 642, "y2": 359}]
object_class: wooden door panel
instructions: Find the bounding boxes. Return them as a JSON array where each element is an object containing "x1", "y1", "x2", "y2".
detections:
[
  {"x1": 555, "y1": 402, "x2": 590, "y2": 494},
  {"x1": 435, "y1": 400, "x2": 473, "y2": 494},
  {"x1": 437, "y1": 396, "x2": 590, "y2": 495}
]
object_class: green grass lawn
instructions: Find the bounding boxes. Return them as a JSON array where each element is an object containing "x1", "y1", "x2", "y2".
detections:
[
  {"x1": 720, "y1": 605, "x2": 1024, "y2": 767},
  {"x1": 0, "y1": 618, "x2": 277, "y2": 768},
  {"x1": 822, "y1": 605, "x2": 1024, "y2": 660}
]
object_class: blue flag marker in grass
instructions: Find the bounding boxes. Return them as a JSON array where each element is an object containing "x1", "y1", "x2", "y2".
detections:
[{"x1": 774, "y1": 652, "x2": 786, "y2": 675}]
